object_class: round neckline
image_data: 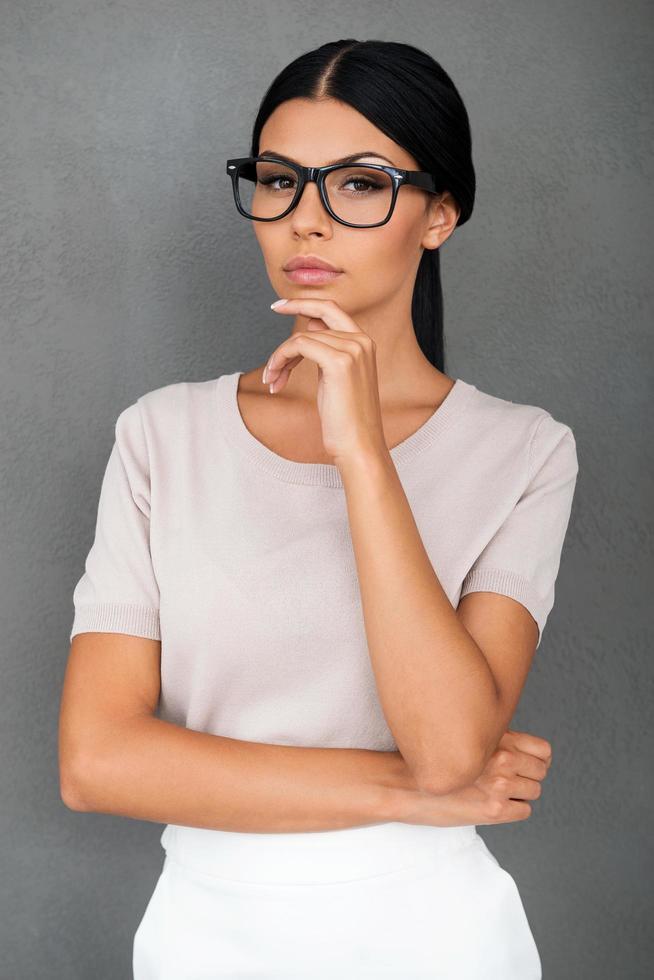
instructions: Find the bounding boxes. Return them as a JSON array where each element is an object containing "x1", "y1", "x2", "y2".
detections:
[{"x1": 215, "y1": 370, "x2": 476, "y2": 488}]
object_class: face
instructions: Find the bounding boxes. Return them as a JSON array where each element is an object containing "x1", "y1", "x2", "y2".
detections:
[{"x1": 252, "y1": 98, "x2": 460, "y2": 324}]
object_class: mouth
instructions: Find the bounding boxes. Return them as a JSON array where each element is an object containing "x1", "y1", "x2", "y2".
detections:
[
  {"x1": 283, "y1": 254, "x2": 342, "y2": 273},
  {"x1": 283, "y1": 254, "x2": 343, "y2": 284}
]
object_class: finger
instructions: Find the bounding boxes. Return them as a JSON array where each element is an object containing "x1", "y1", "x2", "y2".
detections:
[
  {"x1": 505, "y1": 729, "x2": 553, "y2": 766},
  {"x1": 269, "y1": 362, "x2": 292, "y2": 394},
  {"x1": 512, "y1": 750, "x2": 550, "y2": 781},
  {"x1": 485, "y1": 799, "x2": 533, "y2": 825},
  {"x1": 496, "y1": 734, "x2": 551, "y2": 779},
  {"x1": 266, "y1": 332, "x2": 363, "y2": 380},
  {"x1": 473, "y1": 793, "x2": 533, "y2": 826},
  {"x1": 505, "y1": 774, "x2": 545, "y2": 801},
  {"x1": 265, "y1": 355, "x2": 301, "y2": 391},
  {"x1": 271, "y1": 298, "x2": 359, "y2": 333}
]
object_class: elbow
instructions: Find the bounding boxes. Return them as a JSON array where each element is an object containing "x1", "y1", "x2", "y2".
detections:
[
  {"x1": 59, "y1": 756, "x2": 95, "y2": 812},
  {"x1": 413, "y1": 745, "x2": 485, "y2": 797}
]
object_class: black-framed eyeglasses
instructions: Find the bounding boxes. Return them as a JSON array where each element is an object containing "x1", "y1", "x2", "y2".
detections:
[{"x1": 225, "y1": 156, "x2": 444, "y2": 229}]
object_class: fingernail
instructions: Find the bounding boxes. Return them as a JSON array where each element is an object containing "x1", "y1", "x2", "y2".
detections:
[{"x1": 271, "y1": 299, "x2": 288, "y2": 309}]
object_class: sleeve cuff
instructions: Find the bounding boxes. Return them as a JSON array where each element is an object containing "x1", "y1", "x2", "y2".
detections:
[
  {"x1": 459, "y1": 565, "x2": 545, "y2": 648},
  {"x1": 70, "y1": 603, "x2": 161, "y2": 641}
]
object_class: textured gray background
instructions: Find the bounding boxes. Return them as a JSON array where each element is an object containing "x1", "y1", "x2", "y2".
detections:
[{"x1": 2, "y1": 1, "x2": 652, "y2": 977}]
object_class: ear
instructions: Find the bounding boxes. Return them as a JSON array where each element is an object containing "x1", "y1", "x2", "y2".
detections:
[{"x1": 422, "y1": 191, "x2": 460, "y2": 250}]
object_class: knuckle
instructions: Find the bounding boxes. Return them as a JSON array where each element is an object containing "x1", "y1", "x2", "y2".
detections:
[
  {"x1": 493, "y1": 775, "x2": 509, "y2": 793},
  {"x1": 484, "y1": 798, "x2": 505, "y2": 821}
]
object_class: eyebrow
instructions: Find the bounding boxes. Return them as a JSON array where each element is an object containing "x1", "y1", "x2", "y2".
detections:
[{"x1": 258, "y1": 149, "x2": 398, "y2": 167}]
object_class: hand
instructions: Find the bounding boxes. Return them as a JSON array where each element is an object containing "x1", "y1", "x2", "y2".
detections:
[
  {"x1": 393, "y1": 728, "x2": 552, "y2": 828},
  {"x1": 264, "y1": 298, "x2": 387, "y2": 465}
]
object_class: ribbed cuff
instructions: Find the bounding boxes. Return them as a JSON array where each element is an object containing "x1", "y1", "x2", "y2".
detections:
[
  {"x1": 69, "y1": 603, "x2": 161, "y2": 641},
  {"x1": 459, "y1": 566, "x2": 544, "y2": 648}
]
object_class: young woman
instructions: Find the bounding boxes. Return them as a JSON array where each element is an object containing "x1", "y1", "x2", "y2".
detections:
[{"x1": 59, "y1": 39, "x2": 578, "y2": 979}]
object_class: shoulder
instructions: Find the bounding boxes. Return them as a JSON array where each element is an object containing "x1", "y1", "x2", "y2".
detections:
[
  {"x1": 108, "y1": 377, "x2": 225, "y2": 474},
  {"x1": 113, "y1": 376, "x2": 222, "y2": 439},
  {"x1": 463, "y1": 379, "x2": 578, "y2": 481},
  {"x1": 135, "y1": 376, "x2": 219, "y2": 423}
]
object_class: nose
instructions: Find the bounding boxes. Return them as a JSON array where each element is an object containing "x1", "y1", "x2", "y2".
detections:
[{"x1": 288, "y1": 178, "x2": 332, "y2": 234}]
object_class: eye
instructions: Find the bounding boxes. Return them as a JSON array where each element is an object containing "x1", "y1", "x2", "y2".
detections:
[
  {"x1": 258, "y1": 173, "x2": 297, "y2": 191},
  {"x1": 332, "y1": 169, "x2": 388, "y2": 196},
  {"x1": 344, "y1": 177, "x2": 381, "y2": 193}
]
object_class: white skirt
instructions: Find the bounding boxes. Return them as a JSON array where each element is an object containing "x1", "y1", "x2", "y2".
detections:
[{"x1": 133, "y1": 820, "x2": 542, "y2": 979}]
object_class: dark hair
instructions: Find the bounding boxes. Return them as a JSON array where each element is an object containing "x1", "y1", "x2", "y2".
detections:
[{"x1": 249, "y1": 39, "x2": 475, "y2": 373}]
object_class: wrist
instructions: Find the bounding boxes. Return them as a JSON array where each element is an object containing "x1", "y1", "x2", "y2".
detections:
[
  {"x1": 363, "y1": 753, "x2": 438, "y2": 825},
  {"x1": 373, "y1": 782, "x2": 455, "y2": 825},
  {"x1": 374, "y1": 783, "x2": 421, "y2": 823},
  {"x1": 335, "y1": 444, "x2": 394, "y2": 482}
]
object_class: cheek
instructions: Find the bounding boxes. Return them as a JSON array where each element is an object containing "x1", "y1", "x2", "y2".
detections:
[
  {"x1": 351, "y1": 216, "x2": 419, "y2": 285},
  {"x1": 254, "y1": 225, "x2": 285, "y2": 272},
  {"x1": 253, "y1": 223, "x2": 275, "y2": 254}
]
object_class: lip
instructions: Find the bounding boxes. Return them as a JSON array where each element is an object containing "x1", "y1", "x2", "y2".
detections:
[
  {"x1": 284, "y1": 267, "x2": 343, "y2": 284},
  {"x1": 283, "y1": 254, "x2": 342, "y2": 272}
]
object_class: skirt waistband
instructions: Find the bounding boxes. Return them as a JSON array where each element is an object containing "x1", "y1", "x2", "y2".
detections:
[{"x1": 159, "y1": 820, "x2": 480, "y2": 885}]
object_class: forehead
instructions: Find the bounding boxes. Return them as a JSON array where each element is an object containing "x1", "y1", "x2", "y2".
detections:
[{"x1": 259, "y1": 98, "x2": 419, "y2": 170}]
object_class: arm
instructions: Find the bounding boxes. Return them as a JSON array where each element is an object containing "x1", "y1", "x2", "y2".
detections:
[
  {"x1": 336, "y1": 415, "x2": 578, "y2": 795},
  {"x1": 66, "y1": 718, "x2": 408, "y2": 834},
  {"x1": 58, "y1": 631, "x2": 416, "y2": 833},
  {"x1": 261, "y1": 307, "x2": 570, "y2": 798},
  {"x1": 59, "y1": 636, "x2": 549, "y2": 832},
  {"x1": 338, "y1": 451, "x2": 503, "y2": 795}
]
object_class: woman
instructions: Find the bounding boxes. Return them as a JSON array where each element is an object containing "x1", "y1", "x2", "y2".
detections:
[{"x1": 60, "y1": 39, "x2": 578, "y2": 978}]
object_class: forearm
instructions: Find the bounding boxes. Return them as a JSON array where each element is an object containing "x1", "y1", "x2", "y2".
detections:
[
  {"x1": 67, "y1": 714, "x2": 426, "y2": 833},
  {"x1": 338, "y1": 450, "x2": 499, "y2": 792}
]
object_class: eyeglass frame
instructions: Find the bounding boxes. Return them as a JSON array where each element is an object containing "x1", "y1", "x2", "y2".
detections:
[{"x1": 225, "y1": 155, "x2": 444, "y2": 229}]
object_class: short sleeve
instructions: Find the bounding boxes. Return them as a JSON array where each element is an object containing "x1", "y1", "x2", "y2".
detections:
[
  {"x1": 459, "y1": 414, "x2": 579, "y2": 649},
  {"x1": 69, "y1": 401, "x2": 161, "y2": 641}
]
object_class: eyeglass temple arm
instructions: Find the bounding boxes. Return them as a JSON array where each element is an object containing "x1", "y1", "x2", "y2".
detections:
[{"x1": 403, "y1": 171, "x2": 441, "y2": 194}]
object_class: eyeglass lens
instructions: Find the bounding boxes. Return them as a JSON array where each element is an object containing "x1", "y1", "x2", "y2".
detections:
[{"x1": 236, "y1": 159, "x2": 394, "y2": 225}]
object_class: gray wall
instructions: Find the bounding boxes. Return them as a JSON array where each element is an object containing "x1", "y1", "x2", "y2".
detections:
[{"x1": 2, "y1": 1, "x2": 652, "y2": 977}]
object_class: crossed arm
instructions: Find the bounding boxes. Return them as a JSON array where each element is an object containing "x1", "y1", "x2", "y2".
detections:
[
  {"x1": 59, "y1": 633, "x2": 545, "y2": 833},
  {"x1": 60, "y1": 413, "x2": 541, "y2": 830},
  {"x1": 337, "y1": 448, "x2": 539, "y2": 795},
  {"x1": 59, "y1": 448, "x2": 540, "y2": 833}
]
